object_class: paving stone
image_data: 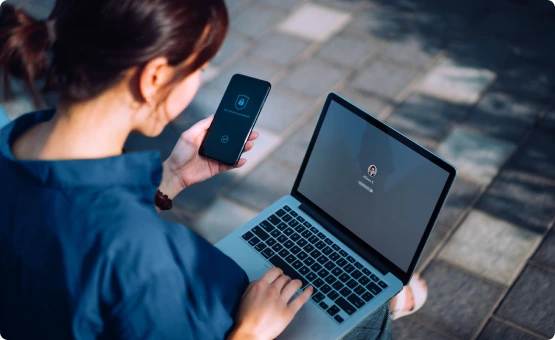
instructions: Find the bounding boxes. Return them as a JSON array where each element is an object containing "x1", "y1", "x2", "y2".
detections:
[
  {"x1": 416, "y1": 60, "x2": 496, "y2": 105},
  {"x1": 414, "y1": 260, "x2": 504, "y2": 339},
  {"x1": 280, "y1": 59, "x2": 344, "y2": 97},
  {"x1": 225, "y1": 0, "x2": 248, "y2": 12},
  {"x1": 272, "y1": 117, "x2": 319, "y2": 168},
  {"x1": 491, "y1": 58, "x2": 555, "y2": 101},
  {"x1": 386, "y1": 94, "x2": 467, "y2": 148},
  {"x1": 438, "y1": 210, "x2": 542, "y2": 286},
  {"x1": 436, "y1": 128, "x2": 517, "y2": 185},
  {"x1": 172, "y1": 172, "x2": 236, "y2": 214},
  {"x1": 435, "y1": 177, "x2": 482, "y2": 232},
  {"x1": 478, "y1": 318, "x2": 543, "y2": 340},
  {"x1": 230, "y1": 5, "x2": 286, "y2": 38},
  {"x1": 124, "y1": 126, "x2": 180, "y2": 161},
  {"x1": 256, "y1": 90, "x2": 312, "y2": 134},
  {"x1": 171, "y1": 87, "x2": 224, "y2": 132},
  {"x1": 312, "y1": 0, "x2": 363, "y2": 12},
  {"x1": 347, "y1": 7, "x2": 413, "y2": 39},
  {"x1": 351, "y1": 61, "x2": 419, "y2": 100},
  {"x1": 229, "y1": 127, "x2": 282, "y2": 177},
  {"x1": 209, "y1": 58, "x2": 282, "y2": 90},
  {"x1": 211, "y1": 32, "x2": 250, "y2": 66},
  {"x1": 476, "y1": 168, "x2": 555, "y2": 233},
  {"x1": 511, "y1": 131, "x2": 555, "y2": 181},
  {"x1": 392, "y1": 317, "x2": 452, "y2": 340},
  {"x1": 317, "y1": 33, "x2": 379, "y2": 68},
  {"x1": 336, "y1": 89, "x2": 387, "y2": 118},
  {"x1": 464, "y1": 91, "x2": 541, "y2": 142},
  {"x1": 496, "y1": 265, "x2": 555, "y2": 338},
  {"x1": 226, "y1": 158, "x2": 298, "y2": 210},
  {"x1": 251, "y1": 33, "x2": 312, "y2": 65},
  {"x1": 255, "y1": 0, "x2": 303, "y2": 10},
  {"x1": 446, "y1": 33, "x2": 512, "y2": 72},
  {"x1": 193, "y1": 198, "x2": 258, "y2": 244},
  {"x1": 533, "y1": 228, "x2": 555, "y2": 269},
  {"x1": 277, "y1": 3, "x2": 352, "y2": 42},
  {"x1": 415, "y1": 227, "x2": 447, "y2": 272},
  {"x1": 379, "y1": 36, "x2": 443, "y2": 70}
]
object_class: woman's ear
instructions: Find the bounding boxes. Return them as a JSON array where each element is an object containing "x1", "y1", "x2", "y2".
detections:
[{"x1": 139, "y1": 57, "x2": 173, "y2": 104}]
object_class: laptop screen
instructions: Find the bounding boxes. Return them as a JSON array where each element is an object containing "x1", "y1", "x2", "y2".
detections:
[{"x1": 297, "y1": 99, "x2": 450, "y2": 272}]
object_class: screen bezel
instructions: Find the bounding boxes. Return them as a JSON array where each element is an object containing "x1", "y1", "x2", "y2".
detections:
[{"x1": 291, "y1": 93, "x2": 457, "y2": 285}]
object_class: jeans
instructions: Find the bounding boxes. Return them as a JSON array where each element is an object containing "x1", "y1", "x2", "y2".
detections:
[{"x1": 341, "y1": 302, "x2": 392, "y2": 340}]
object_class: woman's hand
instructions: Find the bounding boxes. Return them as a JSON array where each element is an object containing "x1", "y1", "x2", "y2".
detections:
[
  {"x1": 159, "y1": 115, "x2": 259, "y2": 199},
  {"x1": 229, "y1": 268, "x2": 313, "y2": 340}
]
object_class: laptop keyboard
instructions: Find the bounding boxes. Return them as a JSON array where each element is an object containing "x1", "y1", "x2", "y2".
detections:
[{"x1": 241, "y1": 205, "x2": 389, "y2": 324}]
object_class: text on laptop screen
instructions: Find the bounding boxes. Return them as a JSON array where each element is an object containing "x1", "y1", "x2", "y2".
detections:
[{"x1": 298, "y1": 100, "x2": 450, "y2": 272}]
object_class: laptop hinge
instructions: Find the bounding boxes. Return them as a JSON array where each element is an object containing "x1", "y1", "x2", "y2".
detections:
[{"x1": 298, "y1": 203, "x2": 388, "y2": 275}]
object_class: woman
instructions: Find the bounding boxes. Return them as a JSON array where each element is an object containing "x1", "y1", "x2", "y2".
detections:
[{"x1": 0, "y1": 1, "x2": 425, "y2": 339}]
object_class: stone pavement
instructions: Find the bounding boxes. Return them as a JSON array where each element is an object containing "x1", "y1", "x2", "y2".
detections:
[{"x1": 2, "y1": 0, "x2": 555, "y2": 339}]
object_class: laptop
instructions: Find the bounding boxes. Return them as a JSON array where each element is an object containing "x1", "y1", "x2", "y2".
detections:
[{"x1": 216, "y1": 93, "x2": 457, "y2": 339}]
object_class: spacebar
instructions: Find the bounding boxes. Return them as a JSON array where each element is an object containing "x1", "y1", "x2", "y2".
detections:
[{"x1": 269, "y1": 256, "x2": 307, "y2": 287}]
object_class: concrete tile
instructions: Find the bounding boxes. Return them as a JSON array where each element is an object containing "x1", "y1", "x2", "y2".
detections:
[
  {"x1": 226, "y1": 158, "x2": 298, "y2": 210},
  {"x1": 511, "y1": 132, "x2": 555, "y2": 181},
  {"x1": 192, "y1": 198, "x2": 258, "y2": 244},
  {"x1": 533, "y1": 229, "x2": 555, "y2": 269},
  {"x1": 446, "y1": 33, "x2": 512, "y2": 72},
  {"x1": 172, "y1": 87, "x2": 224, "y2": 132},
  {"x1": 209, "y1": 57, "x2": 282, "y2": 90},
  {"x1": 347, "y1": 7, "x2": 413, "y2": 39},
  {"x1": 436, "y1": 177, "x2": 482, "y2": 232},
  {"x1": 351, "y1": 61, "x2": 419, "y2": 100},
  {"x1": 256, "y1": 91, "x2": 312, "y2": 134},
  {"x1": 386, "y1": 94, "x2": 467, "y2": 148},
  {"x1": 280, "y1": 59, "x2": 344, "y2": 97},
  {"x1": 251, "y1": 33, "x2": 312, "y2": 65},
  {"x1": 272, "y1": 117, "x2": 319, "y2": 168},
  {"x1": 463, "y1": 92, "x2": 541, "y2": 142},
  {"x1": 229, "y1": 127, "x2": 282, "y2": 177},
  {"x1": 379, "y1": 36, "x2": 443, "y2": 70},
  {"x1": 336, "y1": 90, "x2": 387, "y2": 118},
  {"x1": 312, "y1": 0, "x2": 363, "y2": 12},
  {"x1": 414, "y1": 261, "x2": 504, "y2": 339},
  {"x1": 392, "y1": 317, "x2": 452, "y2": 340},
  {"x1": 436, "y1": 128, "x2": 517, "y2": 185},
  {"x1": 438, "y1": 210, "x2": 542, "y2": 286},
  {"x1": 478, "y1": 318, "x2": 543, "y2": 340},
  {"x1": 211, "y1": 32, "x2": 250, "y2": 66},
  {"x1": 172, "y1": 172, "x2": 236, "y2": 213},
  {"x1": 317, "y1": 33, "x2": 379, "y2": 68},
  {"x1": 415, "y1": 227, "x2": 447, "y2": 272},
  {"x1": 255, "y1": 0, "x2": 303, "y2": 10},
  {"x1": 416, "y1": 60, "x2": 496, "y2": 105},
  {"x1": 230, "y1": 5, "x2": 286, "y2": 38},
  {"x1": 496, "y1": 265, "x2": 555, "y2": 338},
  {"x1": 476, "y1": 169, "x2": 555, "y2": 233},
  {"x1": 124, "y1": 126, "x2": 180, "y2": 161},
  {"x1": 277, "y1": 3, "x2": 352, "y2": 42},
  {"x1": 491, "y1": 58, "x2": 555, "y2": 101}
]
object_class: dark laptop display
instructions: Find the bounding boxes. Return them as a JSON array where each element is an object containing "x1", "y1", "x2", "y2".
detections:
[{"x1": 297, "y1": 100, "x2": 451, "y2": 272}]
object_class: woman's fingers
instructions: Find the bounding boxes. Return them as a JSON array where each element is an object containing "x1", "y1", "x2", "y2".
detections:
[
  {"x1": 280, "y1": 279, "x2": 303, "y2": 302},
  {"x1": 288, "y1": 286, "x2": 313, "y2": 315},
  {"x1": 243, "y1": 141, "x2": 254, "y2": 153},
  {"x1": 248, "y1": 131, "x2": 259, "y2": 141},
  {"x1": 259, "y1": 267, "x2": 284, "y2": 285},
  {"x1": 272, "y1": 275, "x2": 292, "y2": 291}
]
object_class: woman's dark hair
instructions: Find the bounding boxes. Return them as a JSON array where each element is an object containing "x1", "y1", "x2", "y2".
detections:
[{"x1": 0, "y1": 0, "x2": 229, "y2": 107}]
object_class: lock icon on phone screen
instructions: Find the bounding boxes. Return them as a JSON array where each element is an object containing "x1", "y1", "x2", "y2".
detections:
[
  {"x1": 235, "y1": 95, "x2": 249, "y2": 110},
  {"x1": 238, "y1": 99, "x2": 245, "y2": 105}
]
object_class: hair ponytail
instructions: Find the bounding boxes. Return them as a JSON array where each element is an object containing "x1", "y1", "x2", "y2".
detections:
[{"x1": 0, "y1": 3, "x2": 52, "y2": 107}]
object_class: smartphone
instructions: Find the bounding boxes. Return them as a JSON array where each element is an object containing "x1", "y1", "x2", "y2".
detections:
[{"x1": 199, "y1": 74, "x2": 271, "y2": 166}]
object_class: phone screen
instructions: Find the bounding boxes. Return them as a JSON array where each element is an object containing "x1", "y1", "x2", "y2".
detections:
[{"x1": 199, "y1": 74, "x2": 271, "y2": 165}]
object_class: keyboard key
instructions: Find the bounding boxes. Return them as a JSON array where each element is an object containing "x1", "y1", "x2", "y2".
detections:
[
  {"x1": 308, "y1": 235, "x2": 319, "y2": 244},
  {"x1": 284, "y1": 240, "x2": 294, "y2": 249},
  {"x1": 301, "y1": 230, "x2": 312, "y2": 238},
  {"x1": 262, "y1": 248, "x2": 275, "y2": 258},
  {"x1": 310, "y1": 250, "x2": 322, "y2": 259},
  {"x1": 299, "y1": 266, "x2": 310, "y2": 276},
  {"x1": 327, "y1": 305, "x2": 340, "y2": 316},
  {"x1": 297, "y1": 251, "x2": 308, "y2": 260},
  {"x1": 329, "y1": 252, "x2": 340, "y2": 261},
  {"x1": 297, "y1": 216, "x2": 305, "y2": 222},
  {"x1": 321, "y1": 284, "x2": 332, "y2": 294},
  {"x1": 354, "y1": 262, "x2": 363, "y2": 269},
  {"x1": 334, "y1": 315, "x2": 344, "y2": 323},
  {"x1": 328, "y1": 291, "x2": 339, "y2": 301},
  {"x1": 311, "y1": 263, "x2": 322, "y2": 272},
  {"x1": 270, "y1": 229, "x2": 281, "y2": 238},
  {"x1": 255, "y1": 243, "x2": 267, "y2": 252},
  {"x1": 332, "y1": 281, "x2": 344, "y2": 291},
  {"x1": 268, "y1": 215, "x2": 281, "y2": 225},
  {"x1": 269, "y1": 255, "x2": 306, "y2": 287},
  {"x1": 339, "y1": 250, "x2": 348, "y2": 257},
  {"x1": 339, "y1": 287, "x2": 351, "y2": 297},
  {"x1": 290, "y1": 211, "x2": 298, "y2": 217},
  {"x1": 288, "y1": 220, "x2": 299, "y2": 228},
  {"x1": 242, "y1": 231, "x2": 254, "y2": 240},
  {"x1": 336, "y1": 258, "x2": 347, "y2": 267},
  {"x1": 317, "y1": 269, "x2": 329, "y2": 278},
  {"x1": 317, "y1": 232, "x2": 326, "y2": 239},
  {"x1": 344, "y1": 264, "x2": 355, "y2": 273},
  {"x1": 324, "y1": 262, "x2": 335, "y2": 271},
  {"x1": 315, "y1": 241, "x2": 326, "y2": 249},
  {"x1": 306, "y1": 271, "x2": 317, "y2": 282},
  {"x1": 248, "y1": 236, "x2": 261, "y2": 246},
  {"x1": 312, "y1": 292, "x2": 325, "y2": 303},
  {"x1": 322, "y1": 246, "x2": 332, "y2": 255},
  {"x1": 347, "y1": 293, "x2": 365, "y2": 308},
  {"x1": 358, "y1": 276, "x2": 370, "y2": 285},
  {"x1": 283, "y1": 205, "x2": 291, "y2": 212},
  {"x1": 276, "y1": 222, "x2": 287, "y2": 230},
  {"x1": 370, "y1": 274, "x2": 380, "y2": 282},
  {"x1": 282, "y1": 215, "x2": 292, "y2": 222},
  {"x1": 310, "y1": 227, "x2": 319, "y2": 234},
  {"x1": 292, "y1": 260, "x2": 303, "y2": 269},
  {"x1": 278, "y1": 249, "x2": 289, "y2": 258},
  {"x1": 272, "y1": 243, "x2": 283, "y2": 252},
  {"x1": 283, "y1": 228, "x2": 294, "y2": 236},
  {"x1": 304, "y1": 257, "x2": 315, "y2": 266},
  {"x1": 294, "y1": 225, "x2": 305, "y2": 233},
  {"x1": 324, "y1": 238, "x2": 333, "y2": 245},
  {"x1": 296, "y1": 238, "x2": 308, "y2": 247},
  {"x1": 346, "y1": 256, "x2": 356, "y2": 263},
  {"x1": 339, "y1": 273, "x2": 350, "y2": 282},
  {"x1": 336, "y1": 297, "x2": 357, "y2": 315},
  {"x1": 275, "y1": 209, "x2": 286, "y2": 217},
  {"x1": 354, "y1": 286, "x2": 366, "y2": 295},
  {"x1": 304, "y1": 244, "x2": 315, "y2": 253},
  {"x1": 313, "y1": 278, "x2": 324, "y2": 288},
  {"x1": 362, "y1": 268, "x2": 371, "y2": 276},
  {"x1": 366, "y1": 282, "x2": 383, "y2": 295},
  {"x1": 277, "y1": 235, "x2": 287, "y2": 243},
  {"x1": 325, "y1": 275, "x2": 337, "y2": 285},
  {"x1": 304, "y1": 221, "x2": 312, "y2": 228},
  {"x1": 378, "y1": 281, "x2": 388, "y2": 289},
  {"x1": 285, "y1": 255, "x2": 296, "y2": 264},
  {"x1": 332, "y1": 244, "x2": 341, "y2": 251},
  {"x1": 332, "y1": 268, "x2": 343, "y2": 277},
  {"x1": 290, "y1": 245, "x2": 301, "y2": 254},
  {"x1": 266, "y1": 238, "x2": 276, "y2": 247},
  {"x1": 351, "y1": 270, "x2": 362, "y2": 279},
  {"x1": 252, "y1": 226, "x2": 269, "y2": 241},
  {"x1": 319, "y1": 301, "x2": 329, "y2": 310},
  {"x1": 317, "y1": 255, "x2": 328, "y2": 265},
  {"x1": 260, "y1": 221, "x2": 274, "y2": 232},
  {"x1": 290, "y1": 233, "x2": 301, "y2": 242},
  {"x1": 362, "y1": 292, "x2": 374, "y2": 302},
  {"x1": 346, "y1": 279, "x2": 358, "y2": 289}
]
